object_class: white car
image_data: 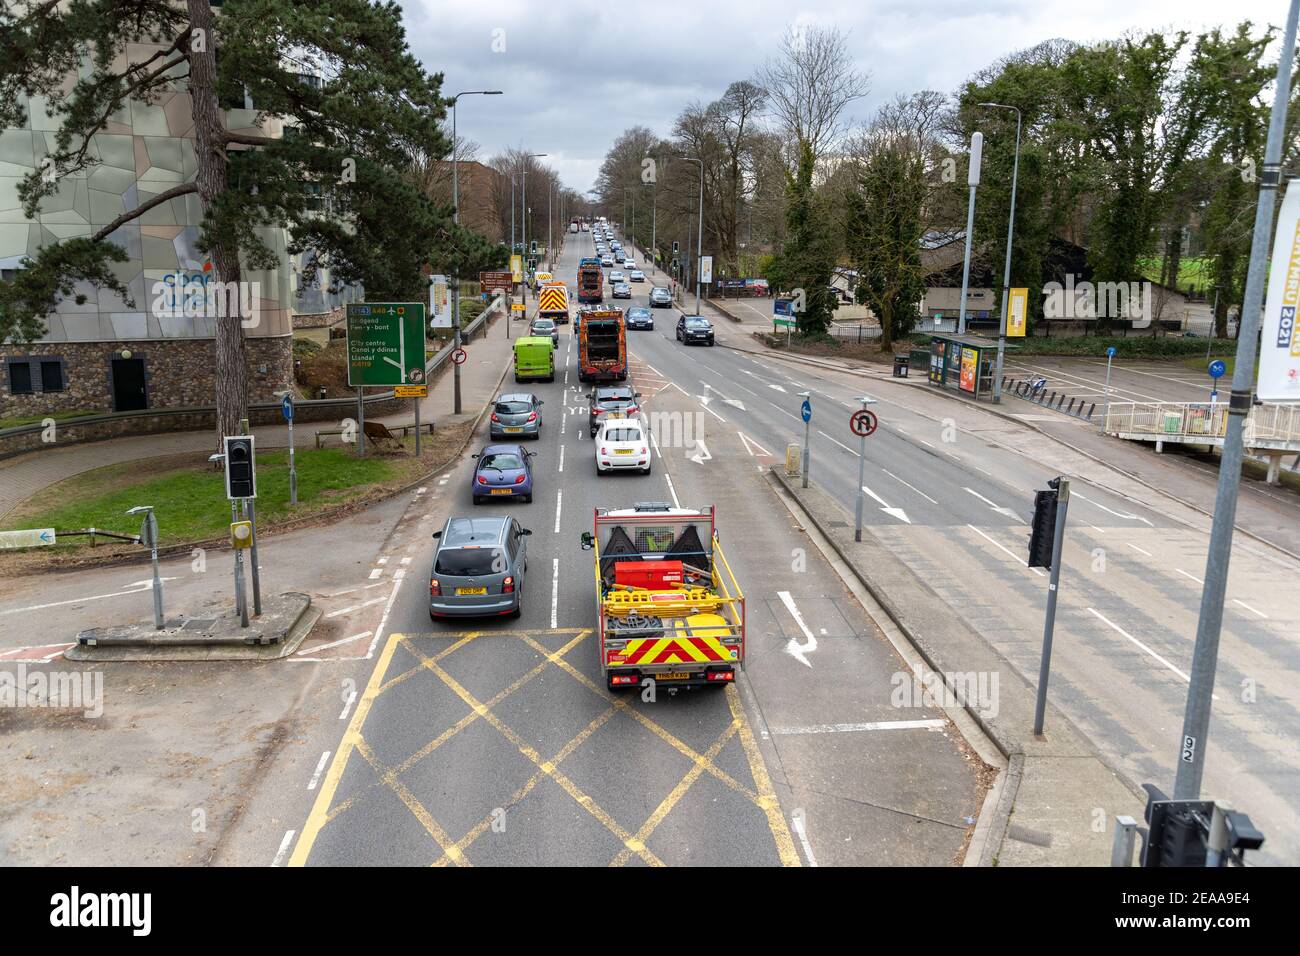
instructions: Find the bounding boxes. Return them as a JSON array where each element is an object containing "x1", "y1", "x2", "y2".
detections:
[
  {"x1": 629, "y1": 269, "x2": 645, "y2": 282},
  {"x1": 600, "y1": 255, "x2": 614, "y2": 267},
  {"x1": 609, "y1": 270, "x2": 626, "y2": 284},
  {"x1": 595, "y1": 418, "x2": 651, "y2": 474}
]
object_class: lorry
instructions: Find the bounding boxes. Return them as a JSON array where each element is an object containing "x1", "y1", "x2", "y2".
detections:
[
  {"x1": 537, "y1": 281, "x2": 570, "y2": 324},
  {"x1": 577, "y1": 308, "x2": 626, "y2": 382},
  {"x1": 513, "y1": 335, "x2": 555, "y2": 382},
  {"x1": 577, "y1": 257, "x2": 604, "y2": 304},
  {"x1": 580, "y1": 503, "x2": 745, "y2": 692}
]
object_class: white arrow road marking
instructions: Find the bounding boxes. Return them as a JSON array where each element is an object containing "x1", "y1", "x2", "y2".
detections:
[
  {"x1": 738, "y1": 432, "x2": 774, "y2": 457},
  {"x1": 861, "y1": 485, "x2": 911, "y2": 524},
  {"x1": 963, "y1": 487, "x2": 1021, "y2": 520},
  {"x1": 881, "y1": 469, "x2": 938, "y2": 504},
  {"x1": 768, "y1": 383, "x2": 787, "y2": 393},
  {"x1": 124, "y1": 576, "x2": 179, "y2": 588},
  {"x1": 722, "y1": 398, "x2": 746, "y2": 409},
  {"x1": 1073, "y1": 491, "x2": 1154, "y2": 526},
  {"x1": 778, "y1": 590, "x2": 817, "y2": 667},
  {"x1": 688, "y1": 439, "x2": 712, "y2": 464}
]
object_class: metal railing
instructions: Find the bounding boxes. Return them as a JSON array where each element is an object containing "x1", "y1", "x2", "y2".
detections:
[
  {"x1": 826, "y1": 322, "x2": 882, "y2": 344},
  {"x1": 1102, "y1": 399, "x2": 1300, "y2": 450}
]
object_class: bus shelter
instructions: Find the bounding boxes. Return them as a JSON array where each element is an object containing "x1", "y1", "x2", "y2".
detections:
[{"x1": 921, "y1": 334, "x2": 1006, "y2": 400}]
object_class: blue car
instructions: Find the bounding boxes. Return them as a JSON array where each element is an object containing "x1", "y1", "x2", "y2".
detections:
[{"x1": 472, "y1": 444, "x2": 535, "y2": 504}]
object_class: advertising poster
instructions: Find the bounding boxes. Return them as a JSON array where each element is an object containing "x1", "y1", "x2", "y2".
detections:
[{"x1": 960, "y1": 347, "x2": 978, "y2": 393}]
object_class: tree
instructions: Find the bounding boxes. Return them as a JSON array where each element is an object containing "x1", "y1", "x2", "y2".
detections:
[
  {"x1": 0, "y1": 0, "x2": 501, "y2": 444},
  {"x1": 767, "y1": 141, "x2": 838, "y2": 336}
]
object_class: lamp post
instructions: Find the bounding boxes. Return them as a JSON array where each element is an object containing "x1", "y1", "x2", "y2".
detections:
[
  {"x1": 957, "y1": 132, "x2": 982, "y2": 335},
  {"x1": 521, "y1": 151, "x2": 547, "y2": 316},
  {"x1": 681, "y1": 156, "x2": 705, "y2": 313},
  {"x1": 979, "y1": 102, "x2": 1021, "y2": 405},
  {"x1": 449, "y1": 89, "x2": 502, "y2": 415}
]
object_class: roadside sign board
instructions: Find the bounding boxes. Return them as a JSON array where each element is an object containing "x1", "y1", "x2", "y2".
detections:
[
  {"x1": 774, "y1": 317, "x2": 796, "y2": 329},
  {"x1": 480, "y1": 270, "x2": 513, "y2": 294},
  {"x1": 346, "y1": 303, "x2": 426, "y2": 387},
  {"x1": 1208, "y1": 360, "x2": 1227, "y2": 379},
  {"x1": 511, "y1": 302, "x2": 526, "y2": 312},
  {"x1": 429, "y1": 276, "x2": 451, "y2": 328},
  {"x1": 774, "y1": 298, "x2": 794, "y2": 317},
  {"x1": 1107, "y1": 346, "x2": 1117, "y2": 358},
  {"x1": 510, "y1": 255, "x2": 523, "y2": 283},
  {"x1": 850, "y1": 409, "x2": 878, "y2": 437},
  {"x1": 801, "y1": 399, "x2": 812, "y2": 423},
  {"x1": 1259, "y1": 179, "x2": 1300, "y2": 402},
  {"x1": 1007, "y1": 288, "x2": 1028, "y2": 337},
  {"x1": 281, "y1": 393, "x2": 294, "y2": 422},
  {"x1": 395, "y1": 385, "x2": 428, "y2": 398},
  {"x1": 451, "y1": 348, "x2": 468, "y2": 366},
  {"x1": 700, "y1": 256, "x2": 713, "y2": 284},
  {"x1": 0, "y1": 528, "x2": 56, "y2": 549}
]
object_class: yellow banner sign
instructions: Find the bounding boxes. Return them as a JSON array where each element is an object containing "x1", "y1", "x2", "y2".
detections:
[
  {"x1": 510, "y1": 255, "x2": 523, "y2": 283},
  {"x1": 511, "y1": 302, "x2": 526, "y2": 312},
  {"x1": 1007, "y1": 287, "x2": 1028, "y2": 337},
  {"x1": 395, "y1": 385, "x2": 428, "y2": 398}
]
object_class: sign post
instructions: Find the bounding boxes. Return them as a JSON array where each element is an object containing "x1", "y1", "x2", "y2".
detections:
[
  {"x1": 126, "y1": 506, "x2": 163, "y2": 629},
  {"x1": 1208, "y1": 359, "x2": 1227, "y2": 403},
  {"x1": 799, "y1": 391, "x2": 812, "y2": 488},
  {"x1": 1101, "y1": 345, "x2": 1117, "y2": 429},
  {"x1": 282, "y1": 393, "x2": 297, "y2": 506},
  {"x1": 850, "y1": 398, "x2": 879, "y2": 543}
]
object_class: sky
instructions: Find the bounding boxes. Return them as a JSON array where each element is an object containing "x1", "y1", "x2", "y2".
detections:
[{"x1": 403, "y1": 0, "x2": 1288, "y2": 196}]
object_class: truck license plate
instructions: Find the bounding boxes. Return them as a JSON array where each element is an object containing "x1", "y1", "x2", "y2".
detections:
[{"x1": 655, "y1": 671, "x2": 690, "y2": 681}]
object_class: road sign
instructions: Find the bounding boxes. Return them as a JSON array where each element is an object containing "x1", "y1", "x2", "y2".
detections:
[
  {"x1": 774, "y1": 317, "x2": 796, "y2": 329},
  {"x1": 480, "y1": 270, "x2": 513, "y2": 294},
  {"x1": 451, "y1": 347, "x2": 468, "y2": 366},
  {"x1": 510, "y1": 255, "x2": 523, "y2": 283},
  {"x1": 774, "y1": 298, "x2": 794, "y2": 317},
  {"x1": 801, "y1": 399, "x2": 812, "y2": 423},
  {"x1": 1007, "y1": 288, "x2": 1028, "y2": 337},
  {"x1": 347, "y1": 303, "x2": 426, "y2": 387},
  {"x1": 231, "y1": 520, "x2": 253, "y2": 550},
  {"x1": 1107, "y1": 346, "x2": 1117, "y2": 358},
  {"x1": 1208, "y1": 359, "x2": 1227, "y2": 379},
  {"x1": 511, "y1": 302, "x2": 526, "y2": 312},
  {"x1": 700, "y1": 256, "x2": 713, "y2": 284},
  {"x1": 281, "y1": 393, "x2": 294, "y2": 422},
  {"x1": 850, "y1": 409, "x2": 878, "y2": 437},
  {"x1": 0, "y1": 528, "x2": 56, "y2": 549},
  {"x1": 395, "y1": 385, "x2": 428, "y2": 398},
  {"x1": 429, "y1": 276, "x2": 451, "y2": 328}
]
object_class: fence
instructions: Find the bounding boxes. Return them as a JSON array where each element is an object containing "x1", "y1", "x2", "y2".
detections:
[
  {"x1": 826, "y1": 323, "x2": 882, "y2": 345},
  {"x1": 1103, "y1": 399, "x2": 1300, "y2": 452}
]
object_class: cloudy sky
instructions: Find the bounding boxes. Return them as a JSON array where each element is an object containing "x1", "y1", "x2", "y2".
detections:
[{"x1": 403, "y1": 0, "x2": 1287, "y2": 194}]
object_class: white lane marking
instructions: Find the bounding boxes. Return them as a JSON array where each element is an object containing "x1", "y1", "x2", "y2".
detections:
[
  {"x1": 339, "y1": 689, "x2": 358, "y2": 720},
  {"x1": 967, "y1": 524, "x2": 1045, "y2": 576},
  {"x1": 1086, "y1": 607, "x2": 1216, "y2": 697},
  {"x1": 296, "y1": 630, "x2": 373, "y2": 656},
  {"x1": 550, "y1": 558, "x2": 560, "y2": 629},
  {"x1": 365, "y1": 577, "x2": 403, "y2": 659},
  {"x1": 273, "y1": 830, "x2": 296, "y2": 867},
  {"x1": 0, "y1": 581, "x2": 173, "y2": 616},
  {"x1": 325, "y1": 596, "x2": 387, "y2": 617},
  {"x1": 308, "y1": 751, "x2": 331, "y2": 790},
  {"x1": 416, "y1": 486, "x2": 428, "y2": 494},
  {"x1": 377, "y1": 557, "x2": 388, "y2": 565},
  {"x1": 738, "y1": 432, "x2": 774, "y2": 457},
  {"x1": 792, "y1": 811, "x2": 819, "y2": 868},
  {"x1": 1126, "y1": 543, "x2": 1153, "y2": 557},
  {"x1": 325, "y1": 582, "x2": 388, "y2": 598},
  {"x1": 917, "y1": 438, "x2": 936, "y2": 449},
  {"x1": 1073, "y1": 491, "x2": 1154, "y2": 526},
  {"x1": 400, "y1": 556, "x2": 411, "y2": 565},
  {"x1": 1176, "y1": 568, "x2": 1203, "y2": 585},
  {"x1": 1233, "y1": 599, "x2": 1268, "y2": 619},
  {"x1": 554, "y1": 489, "x2": 563, "y2": 533},
  {"x1": 768, "y1": 383, "x2": 787, "y2": 393},
  {"x1": 770, "y1": 719, "x2": 948, "y2": 734},
  {"x1": 963, "y1": 487, "x2": 1021, "y2": 520},
  {"x1": 558, "y1": 444, "x2": 565, "y2": 472},
  {"x1": 368, "y1": 568, "x2": 383, "y2": 580},
  {"x1": 818, "y1": 429, "x2": 859, "y2": 456},
  {"x1": 670, "y1": 382, "x2": 690, "y2": 396},
  {"x1": 861, "y1": 485, "x2": 911, "y2": 524},
  {"x1": 778, "y1": 591, "x2": 817, "y2": 667},
  {"x1": 881, "y1": 469, "x2": 938, "y2": 504},
  {"x1": 663, "y1": 468, "x2": 682, "y2": 509}
]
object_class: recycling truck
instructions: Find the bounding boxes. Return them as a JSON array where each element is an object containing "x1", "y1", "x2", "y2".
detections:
[
  {"x1": 580, "y1": 503, "x2": 745, "y2": 692},
  {"x1": 537, "y1": 281, "x2": 570, "y2": 324}
]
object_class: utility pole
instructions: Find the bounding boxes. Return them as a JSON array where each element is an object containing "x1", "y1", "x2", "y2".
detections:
[
  {"x1": 958, "y1": 132, "x2": 982, "y2": 335},
  {"x1": 449, "y1": 89, "x2": 502, "y2": 415},
  {"x1": 980, "y1": 103, "x2": 1020, "y2": 404},
  {"x1": 1174, "y1": 0, "x2": 1299, "y2": 801},
  {"x1": 685, "y1": 157, "x2": 704, "y2": 314},
  {"x1": 521, "y1": 152, "x2": 547, "y2": 317}
]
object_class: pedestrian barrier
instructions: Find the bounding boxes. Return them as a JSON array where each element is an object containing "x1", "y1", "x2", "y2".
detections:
[{"x1": 1003, "y1": 376, "x2": 1095, "y2": 422}]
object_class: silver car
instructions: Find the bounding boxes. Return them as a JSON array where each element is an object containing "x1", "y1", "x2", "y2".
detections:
[
  {"x1": 490, "y1": 393, "x2": 544, "y2": 440},
  {"x1": 430, "y1": 516, "x2": 531, "y2": 619}
]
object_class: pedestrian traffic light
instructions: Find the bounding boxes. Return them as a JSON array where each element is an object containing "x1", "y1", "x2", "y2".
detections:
[
  {"x1": 672, "y1": 240, "x2": 680, "y2": 255},
  {"x1": 530, "y1": 240, "x2": 537, "y2": 254},
  {"x1": 1027, "y1": 482, "x2": 1059, "y2": 569},
  {"x1": 224, "y1": 435, "x2": 256, "y2": 500}
]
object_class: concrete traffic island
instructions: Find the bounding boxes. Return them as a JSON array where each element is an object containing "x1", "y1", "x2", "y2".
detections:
[{"x1": 67, "y1": 592, "x2": 318, "y2": 662}]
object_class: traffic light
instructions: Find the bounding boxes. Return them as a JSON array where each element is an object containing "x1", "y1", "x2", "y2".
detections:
[
  {"x1": 224, "y1": 435, "x2": 256, "y2": 500},
  {"x1": 1027, "y1": 482, "x2": 1059, "y2": 569},
  {"x1": 529, "y1": 239, "x2": 537, "y2": 254},
  {"x1": 672, "y1": 240, "x2": 680, "y2": 255}
]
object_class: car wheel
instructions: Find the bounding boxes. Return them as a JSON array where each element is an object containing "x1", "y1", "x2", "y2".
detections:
[
  {"x1": 510, "y1": 595, "x2": 523, "y2": 619},
  {"x1": 472, "y1": 496, "x2": 482, "y2": 506},
  {"x1": 642, "y1": 464, "x2": 651, "y2": 475},
  {"x1": 523, "y1": 494, "x2": 532, "y2": 504}
]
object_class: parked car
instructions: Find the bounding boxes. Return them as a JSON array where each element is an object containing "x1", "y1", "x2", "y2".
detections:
[
  {"x1": 595, "y1": 418, "x2": 651, "y2": 475},
  {"x1": 649, "y1": 286, "x2": 672, "y2": 308},
  {"x1": 471, "y1": 444, "x2": 535, "y2": 504},
  {"x1": 429, "y1": 515, "x2": 531, "y2": 619},
  {"x1": 612, "y1": 282, "x2": 632, "y2": 299},
  {"x1": 588, "y1": 385, "x2": 640, "y2": 435},
  {"x1": 490, "y1": 393, "x2": 544, "y2": 440},
  {"x1": 676, "y1": 314, "x2": 715, "y2": 346},
  {"x1": 625, "y1": 307, "x2": 654, "y2": 330}
]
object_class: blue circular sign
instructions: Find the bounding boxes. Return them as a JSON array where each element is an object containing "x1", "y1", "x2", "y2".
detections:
[
  {"x1": 281, "y1": 393, "x2": 295, "y2": 422},
  {"x1": 1106, "y1": 346, "x2": 1117, "y2": 358},
  {"x1": 801, "y1": 399, "x2": 812, "y2": 423},
  {"x1": 1208, "y1": 360, "x2": 1226, "y2": 379}
]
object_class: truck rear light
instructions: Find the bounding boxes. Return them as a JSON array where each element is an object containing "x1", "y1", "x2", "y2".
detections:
[
  {"x1": 430, "y1": 579, "x2": 440, "y2": 596},
  {"x1": 502, "y1": 575, "x2": 515, "y2": 593},
  {"x1": 610, "y1": 674, "x2": 638, "y2": 687},
  {"x1": 514, "y1": 474, "x2": 526, "y2": 484},
  {"x1": 706, "y1": 670, "x2": 734, "y2": 683}
]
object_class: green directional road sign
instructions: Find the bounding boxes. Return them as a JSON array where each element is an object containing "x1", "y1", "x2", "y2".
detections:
[
  {"x1": 774, "y1": 317, "x2": 797, "y2": 329},
  {"x1": 346, "y1": 302, "x2": 427, "y2": 387}
]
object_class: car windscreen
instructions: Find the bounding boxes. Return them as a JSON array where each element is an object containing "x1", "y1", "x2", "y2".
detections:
[
  {"x1": 603, "y1": 427, "x2": 643, "y2": 442},
  {"x1": 596, "y1": 389, "x2": 634, "y2": 404},
  {"x1": 435, "y1": 547, "x2": 505, "y2": 577},
  {"x1": 685, "y1": 318, "x2": 710, "y2": 328},
  {"x1": 494, "y1": 401, "x2": 531, "y2": 415},
  {"x1": 480, "y1": 452, "x2": 523, "y2": 470},
  {"x1": 629, "y1": 310, "x2": 649, "y2": 318}
]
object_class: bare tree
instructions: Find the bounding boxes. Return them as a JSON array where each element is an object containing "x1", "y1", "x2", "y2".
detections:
[{"x1": 756, "y1": 24, "x2": 870, "y2": 162}]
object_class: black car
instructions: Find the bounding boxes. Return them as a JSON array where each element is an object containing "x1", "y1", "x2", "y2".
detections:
[
  {"x1": 676, "y1": 315, "x2": 714, "y2": 346},
  {"x1": 625, "y1": 307, "x2": 654, "y2": 330}
]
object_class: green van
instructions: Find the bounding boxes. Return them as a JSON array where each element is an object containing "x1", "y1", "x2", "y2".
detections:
[{"x1": 513, "y1": 335, "x2": 555, "y2": 383}]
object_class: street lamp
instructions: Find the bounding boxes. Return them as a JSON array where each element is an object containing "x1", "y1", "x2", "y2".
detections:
[
  {"x1": 957, "y1": 132, "x2": 982, "y2": 335},
  {"x1": 521, "y1": 152, "x2": 547, "y2": 311},
  {"x1": 449, "y1": 89, "x2": 503, "y2": 415},
  {"x1": 681, "y1": 157, "x2": 705, "y2": 313},
  {"x1": 979, "y1": 102, "x2": 1021, "y2": 405}
]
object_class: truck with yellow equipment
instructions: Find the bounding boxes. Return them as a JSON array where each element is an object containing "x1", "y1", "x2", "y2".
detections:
[
  {"x1": 537, "y1": 281, "x2": 570, "y2": 324},
  {"x1": 580, "y1": 503, "x2": 745, "y2": 692}
]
